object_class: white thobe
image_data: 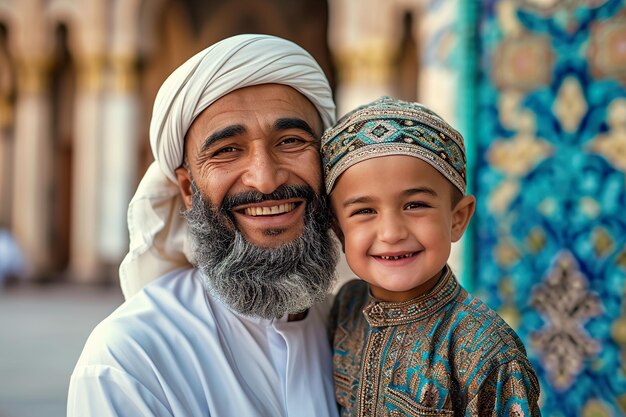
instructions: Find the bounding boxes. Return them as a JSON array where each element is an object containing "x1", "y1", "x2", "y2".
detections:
[{"x1": 67, "y1": 268, "x2": 339, "y2": 417}]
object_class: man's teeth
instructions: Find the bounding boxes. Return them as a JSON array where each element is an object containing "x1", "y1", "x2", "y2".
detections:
[
  {"x1": 379, "y1": 253, "x2": 413, "y2": 260},
  {"x1": 244, "y1": 203, "x2": 296, "y2": 216}
]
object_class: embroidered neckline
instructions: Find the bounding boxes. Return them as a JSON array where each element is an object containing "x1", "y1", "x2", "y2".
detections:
[{"x1": 362, "y1": 266, "x2": 459, "y2": 327}]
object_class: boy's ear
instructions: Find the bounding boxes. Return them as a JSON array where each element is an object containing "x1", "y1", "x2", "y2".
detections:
[
  {"x1": 175, "y1": 166, "x2": 193, "y2": 209},
  {"x1": 451, "y1": 194, "x2": 476, "y2": 242},
  {"x1": 330, "y1": 216, "x2": 345, "y2": 253}
]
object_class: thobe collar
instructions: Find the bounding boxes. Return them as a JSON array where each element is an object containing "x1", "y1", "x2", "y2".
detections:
[
  {"x1": 362, "y1": 265, "x2": 460, "y2": 328},
  {"x1": 207, "y1": 287, "x2": 309, "y2": 324}
]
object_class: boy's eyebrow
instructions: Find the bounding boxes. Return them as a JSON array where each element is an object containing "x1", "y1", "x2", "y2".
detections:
[
  {"x1": 200, "y1": 124, "x2": 246, "y2": 154},
  {"x1": 403, "y1": 187, "x2": 438, "y2": 197},
  {"x1": 341, "y1": 187, "x2": 438, "y2": 208},
  {"x1": 342, "y1": 196, "x2": 374, "y2": 208},
  {"x1": 273, "y1": 117, "x2": 317, "y2": 137}
]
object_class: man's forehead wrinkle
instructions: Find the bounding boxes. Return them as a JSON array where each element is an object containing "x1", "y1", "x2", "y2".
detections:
[{"x1": 199, "y1": 124, "x2": 247, "y2": 153}]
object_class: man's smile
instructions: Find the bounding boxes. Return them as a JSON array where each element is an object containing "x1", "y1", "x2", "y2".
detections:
[
  {"x1": 243, "y1": 202, "x2": 298, "y2": 216},
  {"x1": 230, "y1": 199, "x2": 307, "y2": 239},
  {"x1": 234, "y1": 199, "x2": 304, "y2": 217}
]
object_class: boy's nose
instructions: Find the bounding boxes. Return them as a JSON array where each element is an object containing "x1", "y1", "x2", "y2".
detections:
[
  {"x1": 378, "y1": 213, "x2": 409, "y2": 244},
  {"x1": 240, "y1": 148, "x2": 289, "y2": 195}
]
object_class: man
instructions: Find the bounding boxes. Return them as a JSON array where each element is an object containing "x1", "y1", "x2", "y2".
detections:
[{"x1": 68, "y1": 34, "x2": 340, "y2": 417}]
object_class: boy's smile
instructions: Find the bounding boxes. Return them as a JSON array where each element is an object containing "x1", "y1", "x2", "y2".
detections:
[
  {"x1": 330, "y1": 155, "x2": 475, "y2": 302},
  {"x1": 373, "y1": 251, "x2": 419, "y2": 263}
]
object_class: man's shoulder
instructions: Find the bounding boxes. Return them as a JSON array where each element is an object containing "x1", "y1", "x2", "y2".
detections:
[
  {"x1": 118, "y1": 267, "x2": 206, "y2": 322},
  {"x1": 76, "y1": 268, "x2": 213, "y2": 368}
]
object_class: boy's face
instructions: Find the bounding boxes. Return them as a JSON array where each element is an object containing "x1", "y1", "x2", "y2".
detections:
[{"x1": 330, "y1": 155, "x2": 475, "y2": 302}]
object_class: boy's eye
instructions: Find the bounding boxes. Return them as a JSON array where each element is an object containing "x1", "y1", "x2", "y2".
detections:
[
  {"x1": 405, "y1": 201, "x2": 430, "y2": 210},
  {"x1": 350, "y1": 208, "x2": 375, "y2": 216}
]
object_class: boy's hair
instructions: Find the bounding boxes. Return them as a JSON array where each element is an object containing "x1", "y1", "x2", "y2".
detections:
[{"x1": 321, "y1": 97, "x2": 467, "y2": 197}]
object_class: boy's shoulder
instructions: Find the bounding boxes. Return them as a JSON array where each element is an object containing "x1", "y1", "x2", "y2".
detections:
[
  {"x1": 449, "y1": 290, "x2": 541, "y2": 399},
  {"x1": 331, "y1": 279, "x2": 370, "y2": 324},
  {"x1": 337, "y1": 278, "x2": 369, "y2": 297},
  {"x1": 450, "y1": 288, "x2": 530, "y2": 364},
  {"x1": 335, "y1": 279, "x2": 370, "y2": 307}
]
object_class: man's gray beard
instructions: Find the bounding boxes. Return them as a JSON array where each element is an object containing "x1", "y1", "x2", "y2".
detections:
[{"x1": 183, "y1": 182, "x2": 338, "y2": 319}]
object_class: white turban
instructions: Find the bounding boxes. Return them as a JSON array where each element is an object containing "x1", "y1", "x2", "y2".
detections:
[{"x1": 119, "y1": 34, "x2": 336, "y2": 299}]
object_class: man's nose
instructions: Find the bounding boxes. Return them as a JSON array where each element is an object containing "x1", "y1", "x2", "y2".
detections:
[
  {"x1": 378, "y1": 213, "x2": 409, "y2": 244},
  {"x1": 241, "y1": 147, "x2": 289, "y2": 195}
]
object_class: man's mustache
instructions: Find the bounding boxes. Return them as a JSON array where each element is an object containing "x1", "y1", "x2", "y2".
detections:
[{"x1": 220, "y1": 184, "x2": 317, "y2": 214}]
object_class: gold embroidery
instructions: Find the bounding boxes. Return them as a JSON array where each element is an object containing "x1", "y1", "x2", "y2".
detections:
[{"x1": 332, "y1": 268, "x2": 541, "y2": 416}]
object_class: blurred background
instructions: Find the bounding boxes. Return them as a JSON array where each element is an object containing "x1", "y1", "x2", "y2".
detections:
[{"x1": 0, "y1": 0, "x2": 625, "y2": 416}]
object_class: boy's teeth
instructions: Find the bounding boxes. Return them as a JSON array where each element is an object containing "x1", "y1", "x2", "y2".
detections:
[
  {"x1": 244, "y1": 203, "x2": 296, "y2": 216},
  {"x1": 380, "y1": 253, "x2": 413, "y2": 260}
]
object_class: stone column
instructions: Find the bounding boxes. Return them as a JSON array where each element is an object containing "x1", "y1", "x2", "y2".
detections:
[
  {"x1": 328, "y1": 0, "x2": 399, "y2": 116},
  {"x1": 11, "y1": 58, "x2": 53, "y2": 277},
  {"x1": 333, "y1": 41, "x2": 397, "y2": 116},
  {"x1": 69, "y1": 55, "x2": 105, "y2": 283},
  {"x1": 0, "y1": 39, "x2": 13, "y2": 226},
  {"x1": 0, "y1": 96, "x2": 12, "y2": 226},
  {"x1": 98, "y1": 55, "x2": 139, "y2": 267}
]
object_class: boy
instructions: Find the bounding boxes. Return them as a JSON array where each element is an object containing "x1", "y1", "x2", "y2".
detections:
[{"x1": 322, "y1": 97, "x2": 541, "y2": 416}]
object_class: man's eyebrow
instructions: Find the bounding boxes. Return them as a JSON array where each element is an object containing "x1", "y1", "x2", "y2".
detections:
[
  {"x1": 200, "y1": 124, "x2": 246, "y2": 154},
  {"x1": 273, "y1": 117, "x2": 317, "y2": 137}
]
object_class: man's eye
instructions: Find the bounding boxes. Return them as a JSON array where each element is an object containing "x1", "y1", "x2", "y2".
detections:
[
  {"x1": 211, "y1": 146, "x2": 238, "y2": 157},
  {"x1": 279, "y1": 137, "x2": 305, "y2": 145}
]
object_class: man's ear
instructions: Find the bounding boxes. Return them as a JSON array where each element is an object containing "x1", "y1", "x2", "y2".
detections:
[
  {"x1": 451, "y1": 194, "x2": 476, "y2": 242},
  {"x1": 175, "y1": 166, "x2": 193, "y2": 209},
  {"x1": 330, "y1": 216, "x2": 345, "y2": 253}
]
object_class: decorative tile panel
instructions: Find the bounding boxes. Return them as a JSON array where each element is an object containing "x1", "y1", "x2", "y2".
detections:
[{"x1": 472, "y1": 0, "x2": 626, "y2": 414}]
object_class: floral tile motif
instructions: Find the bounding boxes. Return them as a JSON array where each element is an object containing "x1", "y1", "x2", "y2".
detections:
[
  {"x1": 588, "y1": 12, "x2": 626, "y2": 84},
  {"x1": 530, "y1": 251, "x2": 602, "y2": 390},
  {"x1": 493, "y1": 35, "x2": 554, "y2": 91}
]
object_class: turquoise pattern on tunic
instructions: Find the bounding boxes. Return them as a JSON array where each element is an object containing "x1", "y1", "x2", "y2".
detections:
[{"x1": 331, "y1": 267, "x2": 541, "y2": 416}]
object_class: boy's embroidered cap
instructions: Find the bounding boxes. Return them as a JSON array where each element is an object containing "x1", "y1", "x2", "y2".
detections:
[{"x1": 321, "y1": 96, "x2": 466, "y2": 195}]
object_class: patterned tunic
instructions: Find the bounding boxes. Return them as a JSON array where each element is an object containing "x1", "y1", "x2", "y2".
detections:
[{"x1": 331, "y1": 267, "x2": 541, "y2": 416}]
